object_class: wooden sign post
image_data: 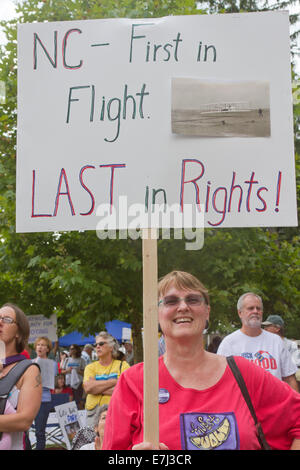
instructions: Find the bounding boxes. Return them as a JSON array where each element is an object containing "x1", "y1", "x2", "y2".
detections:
[{"x1": 142, "y1": 228, "x2": 159, "y2": 447}]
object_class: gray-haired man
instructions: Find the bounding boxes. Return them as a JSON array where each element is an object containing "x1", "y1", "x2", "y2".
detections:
[{"x1": 217, "y1": 292, "x2": 298, "y2": 391}]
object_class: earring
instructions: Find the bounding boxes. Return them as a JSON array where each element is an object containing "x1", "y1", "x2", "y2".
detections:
[{"x1": 204, "y1": 320, "x2": 209, "y2": 331}]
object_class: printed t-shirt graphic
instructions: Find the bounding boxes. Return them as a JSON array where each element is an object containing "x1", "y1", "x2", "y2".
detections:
[
  {"x1": 180, "y1": 412, "x2": 239, "y2": 450},
  {"x1": 241, "y1": 350, "x2": 277, "y2": 372}
]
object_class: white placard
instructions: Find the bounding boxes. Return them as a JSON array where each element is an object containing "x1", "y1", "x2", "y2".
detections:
[
  {"x1": 54, "y1": 401, "x2": 82, "y2": 450},
  {"x1": 29, "y1": 410, "x2": 86, "y2": 448},
  {"x1": 34, "y1": 357, "x2": 56, "y2": 389},
  {"x1": 122, "y1": 327, "x2": 132, "y2": 341},
  {"x1": 28, "y1": 314, "x2": 58, "y2": 343},
  {"x1": 16, "y1": 12, "x2": 297, "y2": 232}
]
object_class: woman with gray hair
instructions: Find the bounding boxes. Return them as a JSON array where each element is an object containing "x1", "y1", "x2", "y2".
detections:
[{"x1": 83, "y1": 332, "x2": 130, "y2": 428}]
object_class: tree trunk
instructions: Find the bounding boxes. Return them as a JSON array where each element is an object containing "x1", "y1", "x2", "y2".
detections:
[{"x1": 132, "y1": 313, "x2": 144, "y2": 364}]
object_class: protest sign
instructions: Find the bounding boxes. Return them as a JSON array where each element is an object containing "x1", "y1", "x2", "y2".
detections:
[
  {"x1": 34, "y1": 357, "x2": 56, "y2": 389},
  {"x1": 54, "y1": 401, "x2": 82, "y2": 450},
  {"x1": 16, "y1": 11, "x2": 297, "y2": 233},
  {"x1": 28, "y1": 314, "x2": 58, "y2": 343},
  {"x1": 122, "y1": 327, "x2": 132, "y2": 342}
]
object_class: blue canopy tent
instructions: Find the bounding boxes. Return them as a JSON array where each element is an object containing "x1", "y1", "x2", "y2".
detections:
[
  {"x1": 105, "y1": 320, "x2": 132, "y2": 343},
  {"x1": 58, "y1": 320, "x2": 132, "y2": 347},
  {"x1": 58, "y1": 331, "x2": 96, "y2": 347}
]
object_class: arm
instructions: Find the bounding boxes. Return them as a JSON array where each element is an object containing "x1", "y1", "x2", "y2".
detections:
[
  {"x1": 52, "y1": 341, "x2": 59, "y2": 356},
  {"x1": 102, "y1": 385, "x2": 115, "y2": 396},
  {"x1": 236, "y1": 357, "x2": 300, "y2": 450},
  {"x1": 97, "y1": 362, "x2": 130, "y2": 396},
  {"x1": 102, "y1": 367, "x2": 143, "y2": 450},
  {"x1": 280, "y1": 343, "x2": 298, "y2": 391},
  {"x1": 282, "y1": 374, "x2": 299, "y2": 392},
  {"x1": 290, "y1": 439, "x2": 300, "y2": 450},
  {"x1": 132, "y1": 442, "x2": 169, "y2": 450},
  {"x1": 0, "y1": 365, "x2": 42, "y2": 432},
  {"x1": 83, "y1": 377, "x2": 117, "y2": 395},
  {"x1": 76, "y1": 358, "x2": 86, "y2": 377},
  {"x1": 60, "y1": 360, "x2": 71, "y2": 375}
]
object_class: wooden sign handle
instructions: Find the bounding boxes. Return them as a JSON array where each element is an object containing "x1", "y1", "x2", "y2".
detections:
[{"x1": 142, "y1": 228, "x2": 159, "y2": 448}]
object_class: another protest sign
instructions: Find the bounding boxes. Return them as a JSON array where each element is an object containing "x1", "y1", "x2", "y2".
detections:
[
  {"x1": 27, "y1": 314, "x2": 58, "y2": 344},
  {"x1": 54, "y1": 401, "x2": 82, "y2": 450}
]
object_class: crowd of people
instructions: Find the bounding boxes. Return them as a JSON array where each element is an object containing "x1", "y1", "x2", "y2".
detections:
[
  {"x1": 0, "y1": 304, "x2": 133, "y2": 450},
  {"x1": 1, "y1": 272, "x2": 300, "y2": 450}
]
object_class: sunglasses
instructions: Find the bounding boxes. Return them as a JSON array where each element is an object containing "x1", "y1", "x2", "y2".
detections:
[
  {"x1": 158, "y1": 294, "x2": 205, "y2": 307},
  {"x1": 96, "y1": 341, "x2": 108, "y2": 347}
]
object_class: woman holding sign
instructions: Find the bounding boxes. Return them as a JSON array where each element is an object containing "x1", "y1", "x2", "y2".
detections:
[{"x1": 102, "y1": 271, "x2": 300, "y2": 450}]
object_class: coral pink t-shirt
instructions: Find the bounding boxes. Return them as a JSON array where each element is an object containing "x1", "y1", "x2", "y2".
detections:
[{"x1": 102, "y1": 356, "x2": 300, "y2": 450}]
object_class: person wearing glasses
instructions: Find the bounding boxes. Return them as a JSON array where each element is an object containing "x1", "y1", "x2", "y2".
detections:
[
  {"x1": 102, "y1": 271, "x2": 300, "y2": 450},
  {"x1": 0, "y1": 303, "x2": 42, "y2": 450},
  {"x1": 83, "y1": 332, "x2": 130, "y2": 428}
]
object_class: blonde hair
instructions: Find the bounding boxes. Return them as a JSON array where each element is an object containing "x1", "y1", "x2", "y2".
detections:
[
  {"x1": 34, "y1": 336, "x2": 52, "y2": 355},
  {"x1": 158, "y1": 271, "x2": 209, "y2": 305}
]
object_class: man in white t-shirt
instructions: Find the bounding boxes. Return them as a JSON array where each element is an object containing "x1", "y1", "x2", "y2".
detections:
[{"x1": 217, "y1": 292, "x2": 298, "y2": 391}]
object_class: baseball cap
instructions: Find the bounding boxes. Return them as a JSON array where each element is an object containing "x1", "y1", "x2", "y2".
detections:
[{"x1": 262, "y1": 315, "x2": 284, "y2": 327}]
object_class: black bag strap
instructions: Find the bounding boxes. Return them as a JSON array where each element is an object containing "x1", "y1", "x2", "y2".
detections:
[
  {"x1": 0, "y1": 360, "x2": 39, "y2": 412},
  {"x1": 226, "y1": 356, "x2": 271, "y2": 450},
  {"x1": 0, "y1": 359, "x2": 39, "y2": 441}
]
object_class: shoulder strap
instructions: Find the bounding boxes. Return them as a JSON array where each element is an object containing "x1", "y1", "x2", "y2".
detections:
[
  {"x1": 0, "y1": 360, "x2": 39, "y2": 441},
  {"x1": 226, "y1": 356, "x2": 258, "y2": 421},
  {"x1": 226, "y1": 356, "x2": 271, "y2": 450},
  {"x1": 0, "y1": 360, "x2": 39, "y2": 398}
]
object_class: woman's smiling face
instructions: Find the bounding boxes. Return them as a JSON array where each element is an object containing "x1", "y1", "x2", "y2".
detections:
[{"x1": 158, "y1": 285, "x2": 210, "y2": 340}]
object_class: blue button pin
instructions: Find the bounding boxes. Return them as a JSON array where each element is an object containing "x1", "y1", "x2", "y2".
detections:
[{"x1": 159, "y1": 388, "x2": 170, "y2": 404}]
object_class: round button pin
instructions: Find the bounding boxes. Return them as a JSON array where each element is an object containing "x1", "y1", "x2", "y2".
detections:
[{"x1": 159, "y1": 388, "x2": 170, "y2": 404}]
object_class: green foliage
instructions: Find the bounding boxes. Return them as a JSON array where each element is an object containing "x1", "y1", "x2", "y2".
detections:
[{"x1": 158, "y1": 227, "x2": 300, "y2": 338}]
